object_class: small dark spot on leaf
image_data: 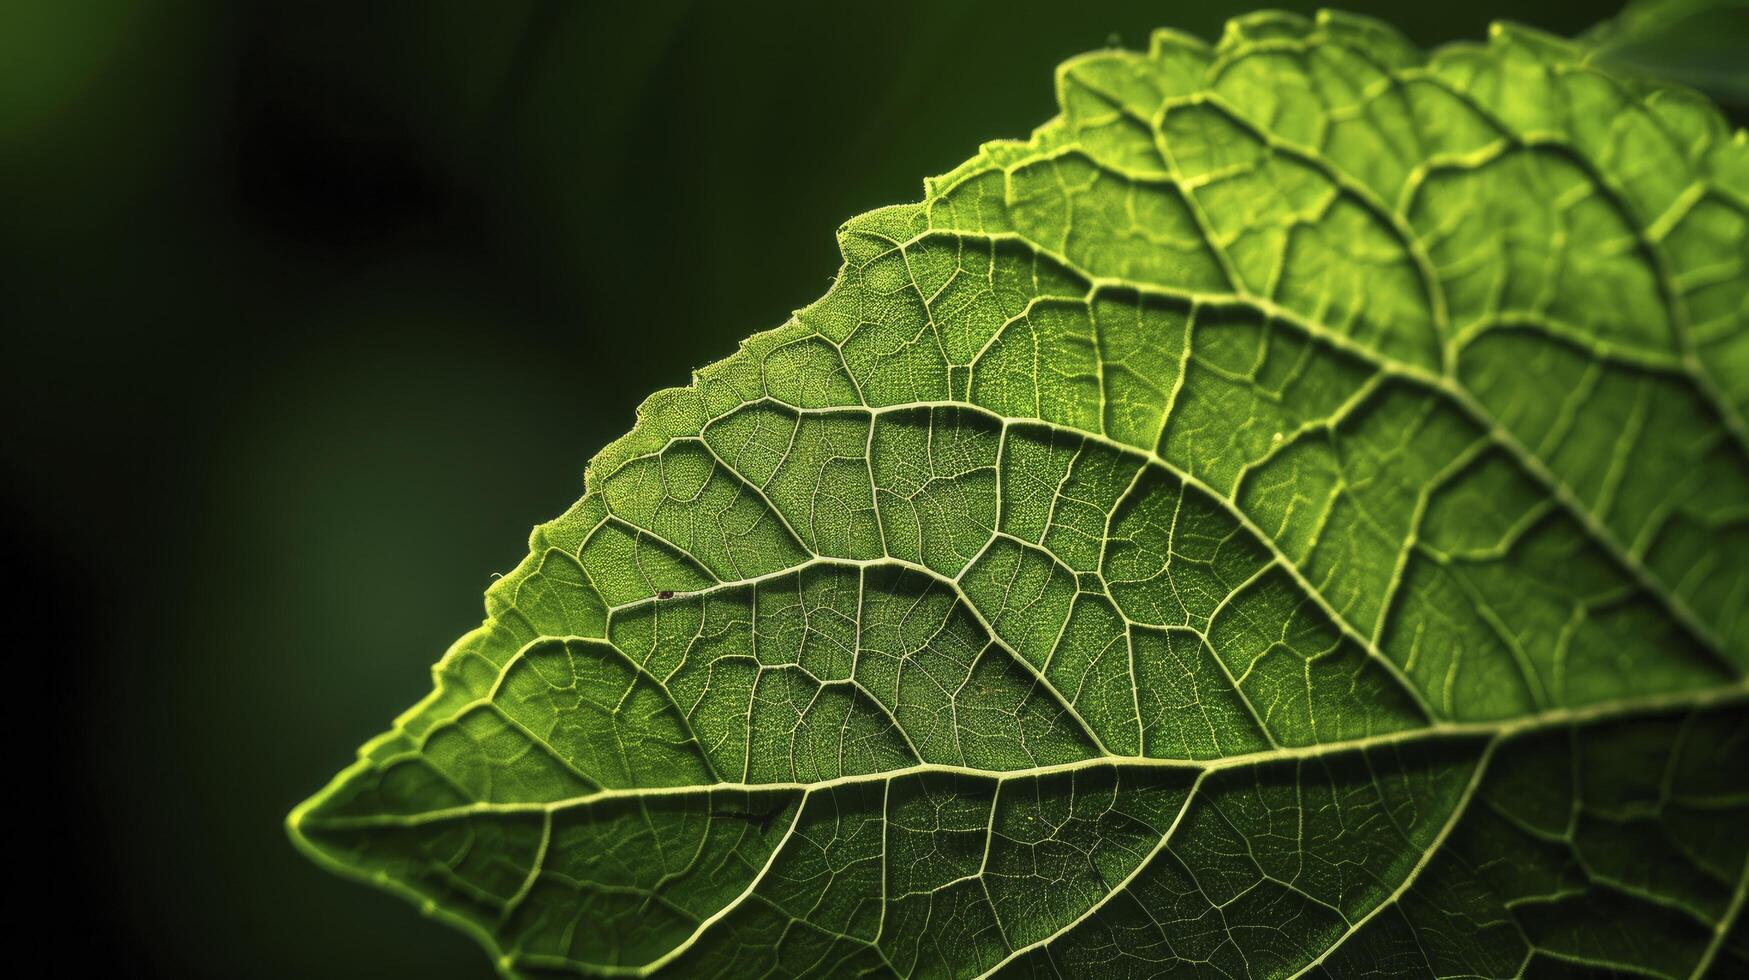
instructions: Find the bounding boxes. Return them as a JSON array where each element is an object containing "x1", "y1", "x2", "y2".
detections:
[
  {"x1": 714, "y1": 802, "x2": 788, "y2": 833},
  {"x1": 657, "y1": 590, "x2": 674, "y2": 600}
]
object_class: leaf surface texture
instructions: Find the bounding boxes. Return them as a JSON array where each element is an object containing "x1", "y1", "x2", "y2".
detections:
[{"x1": 291, "y1": 10, "x2": 1749, "y2": 978}]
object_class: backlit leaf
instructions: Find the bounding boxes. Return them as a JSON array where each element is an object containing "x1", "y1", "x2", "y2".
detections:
[{"x1": 290, "y1": 10, "x2": 1749, "y2": 977}]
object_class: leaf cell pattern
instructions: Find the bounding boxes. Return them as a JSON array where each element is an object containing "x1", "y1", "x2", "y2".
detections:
[{"x1": 290, "y1": 11, "x2": 1749, "y2": 979}]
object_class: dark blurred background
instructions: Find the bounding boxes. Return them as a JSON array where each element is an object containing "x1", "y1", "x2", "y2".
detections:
[{"x1": 2, "y1": 1, "x2": 1734, "y2": 976}]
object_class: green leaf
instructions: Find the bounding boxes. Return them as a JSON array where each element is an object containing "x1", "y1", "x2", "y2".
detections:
[
  {"x1": 1586, "y1": 0, "x2": 1749, "y2": 109},
  {"x1": 290, "y1": 9, "x2": 1749, "y2": 977}
]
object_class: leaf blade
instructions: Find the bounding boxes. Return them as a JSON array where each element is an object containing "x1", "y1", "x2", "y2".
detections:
[{"x1": 291, "y1": 10, "x2": 1749, "y2": 977}]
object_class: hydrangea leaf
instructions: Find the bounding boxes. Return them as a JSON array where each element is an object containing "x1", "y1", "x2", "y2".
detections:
[{"x1": 289, "y1": 9, "x2": 1749, "y2": 978}]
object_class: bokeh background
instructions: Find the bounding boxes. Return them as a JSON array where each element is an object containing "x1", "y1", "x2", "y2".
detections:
[{"x1": 3, "y1": 1, "x2": 1739, "y2": 976}]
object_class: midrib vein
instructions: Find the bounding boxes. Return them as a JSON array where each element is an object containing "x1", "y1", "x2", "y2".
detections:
[{"x1": 302, "y1": 679, "x2": 1748, "y2": 831}]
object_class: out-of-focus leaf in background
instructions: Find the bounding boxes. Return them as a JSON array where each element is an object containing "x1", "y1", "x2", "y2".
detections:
[{"x1": 1588, "y1": 0, "x2": 1749, "y2": 108}]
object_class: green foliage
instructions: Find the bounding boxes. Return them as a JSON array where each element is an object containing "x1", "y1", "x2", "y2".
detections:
[
  {"x1": 290, "y1": 9, "x2": 1749, "y2": 977},
  {"x1": 1587, "y1": 0, "x2": 1749, "y2": 107}
]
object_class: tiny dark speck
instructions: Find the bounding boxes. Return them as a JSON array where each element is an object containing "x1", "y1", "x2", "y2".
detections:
[{"x1": 658, "y1": 590, "x2": 674, "y2": 600}]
